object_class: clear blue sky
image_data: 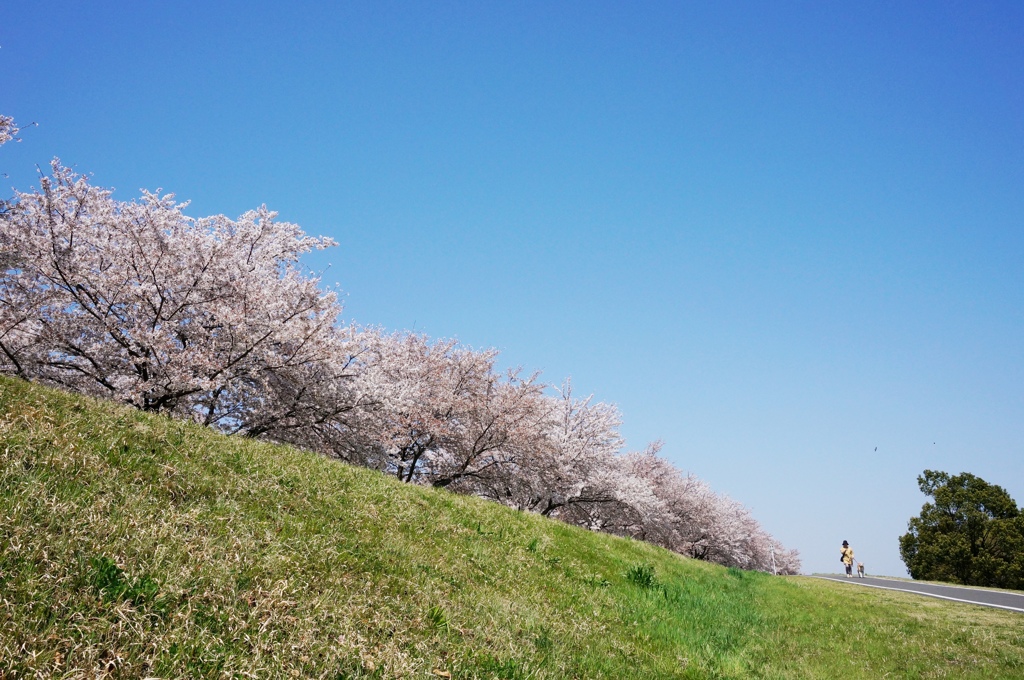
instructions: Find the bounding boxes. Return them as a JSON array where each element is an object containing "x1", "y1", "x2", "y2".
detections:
[{"x1": 4, "y1": 1, "x2": 1023, "y2": 577}]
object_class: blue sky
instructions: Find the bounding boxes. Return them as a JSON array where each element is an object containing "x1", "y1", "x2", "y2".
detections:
[{"x1": 4, "y1": 1, "x2": 1023, "y2": 576}]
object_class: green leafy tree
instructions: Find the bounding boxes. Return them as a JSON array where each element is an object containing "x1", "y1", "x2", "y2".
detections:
[{"x1": 899, "y1": 470, "x2": 1024, "y2": 588}]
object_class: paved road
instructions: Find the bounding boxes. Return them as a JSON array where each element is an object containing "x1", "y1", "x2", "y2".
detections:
[{"x1": 813, "y1": 574, "x2": 1024, "y2": 612}]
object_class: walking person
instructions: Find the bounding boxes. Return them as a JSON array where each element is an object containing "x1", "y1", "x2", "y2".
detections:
[{"x1": 840, "y1": 540, "x2": 855, "y2": 577}]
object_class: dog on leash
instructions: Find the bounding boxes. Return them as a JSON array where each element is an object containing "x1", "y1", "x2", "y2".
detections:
[{"x1": 857, "y1": 562, "x2": 865, "y2": 578}]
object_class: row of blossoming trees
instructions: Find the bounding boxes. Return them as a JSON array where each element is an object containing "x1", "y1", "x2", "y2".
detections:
[{"x1": 0, "y1": 119, "x2": 799, "y2": 573}]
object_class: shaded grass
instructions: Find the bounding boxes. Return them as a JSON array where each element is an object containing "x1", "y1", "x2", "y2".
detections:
[{"x1": 1, "y1": 376, "x2": 1023, "y2": 678}]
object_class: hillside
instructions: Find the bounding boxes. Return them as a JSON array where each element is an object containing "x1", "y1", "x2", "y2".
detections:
[{"x1": 2, "y1": 376, "x2": 1022, "y2": 679}]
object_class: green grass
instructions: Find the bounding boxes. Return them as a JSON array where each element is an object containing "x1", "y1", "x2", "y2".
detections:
[{"x1": 1, "y1": 376, "x2": 1022, "y2": 679}]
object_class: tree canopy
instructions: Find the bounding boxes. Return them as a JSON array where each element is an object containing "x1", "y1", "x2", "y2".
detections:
[{"x1": 899, "y1": 470, "x2": 1024, "y2": 589}]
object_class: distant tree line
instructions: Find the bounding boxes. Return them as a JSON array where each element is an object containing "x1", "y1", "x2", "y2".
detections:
[
  {"x1": 901, "y1": 470, "x2": 1023, "y2": 589},
  {"x1": 0, "y1": 119, "x2": 799, "y2": 574}
]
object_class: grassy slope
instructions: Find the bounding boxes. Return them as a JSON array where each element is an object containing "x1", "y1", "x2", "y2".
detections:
[{"x1": 1, "y1": 377, "x2": 1022, "y2": 679}]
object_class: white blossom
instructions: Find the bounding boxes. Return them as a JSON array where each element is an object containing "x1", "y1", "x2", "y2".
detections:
[{"x1": 0, "y1": 115, "x2": 19, "y2": 147}]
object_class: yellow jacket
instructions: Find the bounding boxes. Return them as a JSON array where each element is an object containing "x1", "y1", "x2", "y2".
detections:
[{"x1": 840, "y1": 546, "x2": 854, "y2": 565}]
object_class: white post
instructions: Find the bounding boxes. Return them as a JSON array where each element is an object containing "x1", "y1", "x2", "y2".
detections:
[{"x1": 770, "y1": 545, "x2": 777, "y2": 575}]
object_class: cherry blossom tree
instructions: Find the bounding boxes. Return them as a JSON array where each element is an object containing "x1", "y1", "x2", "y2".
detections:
[
  {"x1": 772, "y1": 543, "x2": 802, "y2": 576},
  {"x1": 624, "y1": 447, "x2": 800, "y2": 572},
  {"x1": 233, "y1": 325, "x2": 378, "y2": 454},
  {"x1": 338, "y1": 332, "x2": 495, "y2": 477},
  {"x1": 623, "y1": 447, "x2": 715, "y2": 553},
  {"x1": 469, "y1": 386, "x2": 671, "y2": 541},
  {"x1": 431, "y1": 366, "x2": 547, "y2": 490},
  {"x1": 470, "y1": 381, "x2": 625, "y2": 515},
  {"x1": 0, "y1": 161, "x2": 349, "y2": 438},
  {"x1": 347, "y1": 331, "x2": 549, "y2": 489}
]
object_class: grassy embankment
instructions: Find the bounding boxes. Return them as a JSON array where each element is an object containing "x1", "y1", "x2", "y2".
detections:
[{"x1": 2, "y1": 376, "x2": 1023, "y2": 678}]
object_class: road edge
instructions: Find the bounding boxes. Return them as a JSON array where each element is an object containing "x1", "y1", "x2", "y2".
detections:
[{"x1": 809, "y1": 575, "x2": 1024, "y2": 613}]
